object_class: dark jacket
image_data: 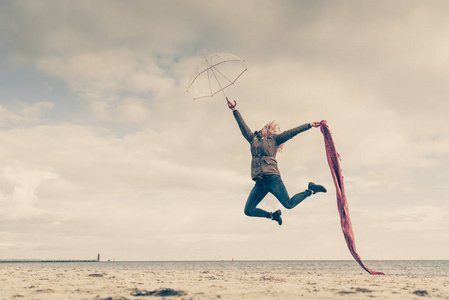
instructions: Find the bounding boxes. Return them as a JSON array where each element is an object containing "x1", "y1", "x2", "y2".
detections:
[{"x1": 233, "y1": 110, "x2": 311, "y2": 180}]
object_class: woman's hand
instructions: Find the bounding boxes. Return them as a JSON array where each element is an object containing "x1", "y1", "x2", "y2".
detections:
[
  {"x1": 227, "y1": 98, "x2": 237, "y2": 110},
  {"x1": 310, "y1": 122, "x2": 321, "y2": 128}
]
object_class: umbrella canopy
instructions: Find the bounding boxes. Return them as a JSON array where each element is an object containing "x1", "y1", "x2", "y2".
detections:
[{"x1": 186, "y1": 53, "x2": 247, "y2": 100}]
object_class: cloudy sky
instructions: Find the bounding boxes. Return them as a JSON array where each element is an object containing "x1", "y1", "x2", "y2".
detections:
[{"x1": 1, "y1": 0, "x2": 448, "y2": 262}]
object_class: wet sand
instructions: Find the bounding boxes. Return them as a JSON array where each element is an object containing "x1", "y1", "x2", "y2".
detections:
[{"x1": 0, "y1": 267, "x2": 448, "y2": 299}]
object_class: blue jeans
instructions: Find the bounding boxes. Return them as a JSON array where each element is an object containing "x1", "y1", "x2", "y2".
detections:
[{"x1": 244, "y1": 175, "x2": 311, "y2": 219}]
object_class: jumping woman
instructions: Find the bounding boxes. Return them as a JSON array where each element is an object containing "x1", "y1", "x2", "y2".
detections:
[{"x1": 228, "y1": 100, "x2": 327, "y2": 225}]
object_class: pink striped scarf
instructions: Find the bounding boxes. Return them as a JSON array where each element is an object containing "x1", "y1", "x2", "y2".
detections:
[{"x1": 320, "y1": 121, "x2": 384, "y2": 275}]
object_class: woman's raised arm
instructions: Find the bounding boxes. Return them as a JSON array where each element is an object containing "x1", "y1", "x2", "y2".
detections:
[{"x1": 229, "y1": 100, "x2": 254, "y2": 143}]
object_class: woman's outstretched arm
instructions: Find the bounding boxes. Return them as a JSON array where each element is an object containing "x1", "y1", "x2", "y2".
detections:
[
  {"x1": 228, "y1": 100, "x2": 254, "y2": 143},
  {"x1": 275, "y1": 121, "x2": 321, "y2": 145}
]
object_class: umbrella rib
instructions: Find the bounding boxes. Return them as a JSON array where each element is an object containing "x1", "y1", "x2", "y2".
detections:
[
  {"x1": 188, "y1": 68, "x2": 247, "y2": 99},
  {"x1": 205, "y1": 56, "x2": 228, "y2": 98},
  {"x1": 209, "y1": 65, "x2": 227, "y2": 98},
  {"x1": 186, "y1": 59, "x2": 244, "y2": 90},
  {"x1": 206, "y1": 68, "x2": 213, "y2": 96},
  {"x1": 211, "y1": 66, "x2": 233, "y2": 85},
  {"x1": 212, "y1": 69, "x2": 247, "y2": 94}
]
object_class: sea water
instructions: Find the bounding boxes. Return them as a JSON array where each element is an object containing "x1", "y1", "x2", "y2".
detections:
[{"x1": 1, "y1": 260, "x2": 448, "y2": 277}]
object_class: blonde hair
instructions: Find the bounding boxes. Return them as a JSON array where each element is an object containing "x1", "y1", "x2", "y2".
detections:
[{"x1": 263, "y1": 121, "x2": 285, "y2": 152}]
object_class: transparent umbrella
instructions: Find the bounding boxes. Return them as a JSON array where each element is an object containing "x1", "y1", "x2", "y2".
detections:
[{"x1": 186, "y1": 53, "x2": 247, "y2": 106}]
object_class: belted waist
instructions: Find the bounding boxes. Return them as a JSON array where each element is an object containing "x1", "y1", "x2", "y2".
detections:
[
  {"x1": 252, "y1": 155, "x2": 275, "y2": 159},
  {"x1": 250, "y1": 155, "x2": 280, "y2": 180}
]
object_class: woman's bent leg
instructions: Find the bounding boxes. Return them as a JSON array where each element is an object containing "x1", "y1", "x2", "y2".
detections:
[
  {"x1": 290, "y1": 190, "x2": 312, "y2": 207},
  {"x1": 267, "y1": 175, "x2": 311, "y2": 209},
  {"x1": 244, "y1": 181, "x2": 270, "y2": 218}
]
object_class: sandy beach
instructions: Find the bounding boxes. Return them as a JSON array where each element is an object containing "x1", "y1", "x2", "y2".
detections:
[{"x1": 0, "y1": 267, "x2": 448, "y2": 300}]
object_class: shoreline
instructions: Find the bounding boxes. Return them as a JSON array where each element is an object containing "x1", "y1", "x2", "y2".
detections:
[
  {"x1": 1, "y1": 267, "x2": 448, "y2": 299},
  {"x1": 0, "y1": 260, "x2": 99, "y2": 263},
  {"x1": 1, "y1": 260, "x2": 447, "y2": 278}
]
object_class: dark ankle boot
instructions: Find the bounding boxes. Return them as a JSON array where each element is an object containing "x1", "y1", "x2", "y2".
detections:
[
  {"x1": 308, "y1": 182, "x2": 327, "y2": 194},
  {"x1": 271, "y1": 209, "x2": 282, "y2": 225}
]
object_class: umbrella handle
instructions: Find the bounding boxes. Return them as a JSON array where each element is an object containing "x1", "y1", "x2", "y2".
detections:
[{"x1": 226, "y1": 97, "x2": 237, "y2": 109}]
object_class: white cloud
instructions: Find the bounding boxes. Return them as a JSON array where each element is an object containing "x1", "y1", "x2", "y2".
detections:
[
  {"x1": 37, "y1": 49, "x2": 175, "y2": 99},
  {"x1": 0, "y1": 101, "x2": 54, "y2": 125},
  {"x1": 375, "y1": 206, "x2": 449, "y2": 232},
  {"x1": 0, "y1": 165, "x2": 57, "y2": 220},
  {"x1": 90, "y1": 97, "x2": 151, "y2": 123}
]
